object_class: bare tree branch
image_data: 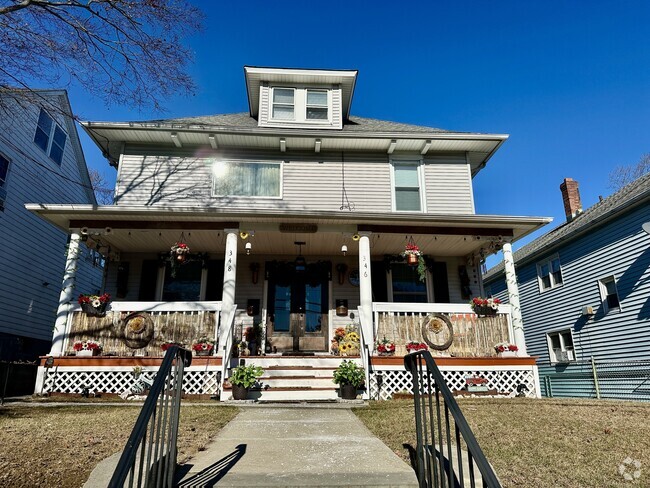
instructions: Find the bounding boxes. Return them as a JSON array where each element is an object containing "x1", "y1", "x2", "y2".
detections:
[
  {"x1": 0, "y1": 0, "x2": 204, "y2": 112},
  {"x1": 608, "y1": 153, "x2": 650, "y2": 191},
  {"x1": 87, "y1": 168, "x2": 114, "y2": 204}
]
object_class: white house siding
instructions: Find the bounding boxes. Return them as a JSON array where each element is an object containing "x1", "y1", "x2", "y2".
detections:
[
  {"x1": 0, "y1": 94, "x2": 102, "y2": 358},
  {"x1": 423, "y1": 154, "x2": 474, "y2": 214},
  {"x1": 114, "y1": 147, "x2": 475, "y2": 215},
  {"x1": 485, "y1": 203, "x2": 650, "y2": 399}
]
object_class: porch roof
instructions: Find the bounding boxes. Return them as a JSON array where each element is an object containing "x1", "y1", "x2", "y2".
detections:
[{"x1": 26, "y1": 204, "x2": 551, "y2": 258}]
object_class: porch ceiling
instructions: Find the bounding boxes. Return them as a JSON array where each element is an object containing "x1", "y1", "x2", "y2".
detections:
[{"x1": 25, "y1": 204, "x2": 552, "y2": 259}]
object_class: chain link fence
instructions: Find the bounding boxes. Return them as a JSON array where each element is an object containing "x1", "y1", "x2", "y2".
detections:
[{"x1": 540, "y1": 358, "x2": 650, "y2": 402}]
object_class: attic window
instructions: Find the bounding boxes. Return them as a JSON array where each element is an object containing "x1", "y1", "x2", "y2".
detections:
[
  {"x1": 306, "y1": 90, "x2": 328, "y2": 120},
  {"x1": 272, "y1": 88, "x2": 294, "y2": 120},
  {"x1": 34, "y1": 109, "x2": 67, "y2": 165}
]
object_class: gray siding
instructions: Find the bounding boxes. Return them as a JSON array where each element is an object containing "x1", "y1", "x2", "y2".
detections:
[
  {"x1": 0, "y1": 95, "x2": 103, "y2": 348},
  {"x1": 115, "y1": 147, "x2": 475, "y2": 215}
]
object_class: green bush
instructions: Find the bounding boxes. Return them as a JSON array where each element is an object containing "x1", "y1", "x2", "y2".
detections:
[
  {"x1": 229, "y1": 364, "x2": 264, "y2": 388},
  {"x1": 333, "y1": 360, "x2": 365, "y2": 387}
]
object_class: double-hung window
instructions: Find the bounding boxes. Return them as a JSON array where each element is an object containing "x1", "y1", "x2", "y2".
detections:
[
  {"x1": 537, "y1": 255, "x2": 563, "y2": 292},
  {"x1": 392, "y1": 161, "x2": 423, "y2": 212},
  {"x1": 212, "y1": 161, "x2": 281, "y2": 198},
  {"x1": 306, "y1": 90, "x2": 328, "y2": 120},
  {"x1": 34, "y1": 109, "x2": 67, "y2": 165},
  {"x1": 272, "y1": 88, "x2": 295, "y2": 120},
  {"x1": 599, "y1": 276, "x2": 621, "y2": 313},
  {"x1": 547, "y1": 329, "x2": 576, "y2": 363}
]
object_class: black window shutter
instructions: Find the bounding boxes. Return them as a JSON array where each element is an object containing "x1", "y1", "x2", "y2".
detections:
[
  {"x1": 371, "y1": 261, "x2": 388, "y2": 302},
  {"x1": 205, "y1": 260, "x2": 224, "y2": 301},
  {"x1": 138, "y1": 260, "x2": 160, "y2": 301}
]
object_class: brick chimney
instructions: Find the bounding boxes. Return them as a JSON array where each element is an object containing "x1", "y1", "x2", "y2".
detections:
[{"x1": 560, "y1": 178, "x2": 583, "y2": 222}]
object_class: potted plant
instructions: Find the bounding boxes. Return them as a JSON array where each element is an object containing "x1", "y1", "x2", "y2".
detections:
[
  {"x1": 73, "y1": 340, "x2": 102, "y2": 356},
  {"x1": 405, "y1": 341, "x2": 428, "y2": 354},
  {"x1": 471, "y1": 297, "x2": 501, "y2": 317},
  {"x1": 170, "y1": 241, "x2": 190, "y2": 263},
  {"x1": 494, "y1": 343, "x2": 519, "y2": 357},
  {"x1": 77, "y1": 293, "x2": 111, "y2": 316},
  {"x1": 192, "y1": 337, "x2": 215, "y2": 356},
  {"x1": 229, "y1": 364, "x2": 264, "y2": 400},
  {"x1": 332, "y1": 324, "x2": 360, "y2": 356},
  {"x1": 333, "y1": 360, "x2": 365, "y2": 400},
  {"x1": 375, "y1": 337, "x2": 396, "y2": 356}
]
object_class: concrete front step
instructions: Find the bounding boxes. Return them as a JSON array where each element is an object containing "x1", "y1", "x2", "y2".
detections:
[
  {"x1": 262, "y1": 368, "x2": 335, "y2": 378},
  {"x1": 233, "y1": 355, "x2": 361, "y2": 368},
  {"x1": 260, "y1": 376, "x2": 335, "y2": 388}
]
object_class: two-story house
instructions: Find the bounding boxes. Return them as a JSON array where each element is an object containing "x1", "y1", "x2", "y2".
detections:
[
  {"x1": 30, "y1": 67, "x2": 550, "y2": 400},
  {"x1": 484, "y1": 175, "x2": 650, "y2": 401},
  {"x1": 0, "y1": 90, "x2": 103, "y2": 393}
]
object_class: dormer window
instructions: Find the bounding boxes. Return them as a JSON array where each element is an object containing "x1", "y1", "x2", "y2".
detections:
[
  {"x1": 272, "y1": 88, "x2": 295, "y2": 120},
  {"x1": 306, "y1": 90, "x2": 328, "y2": 120}
]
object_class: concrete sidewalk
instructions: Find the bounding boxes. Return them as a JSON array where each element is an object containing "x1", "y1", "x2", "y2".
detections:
[{"x1": 174, "y1": 406, "x2": 418, "y2": 487}]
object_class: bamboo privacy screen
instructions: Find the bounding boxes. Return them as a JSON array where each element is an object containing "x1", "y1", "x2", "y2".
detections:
[
  {"x1": 66, "y1": 310, "x2": 217, "y2": 356},
  {"x1": 376, "y1": 312, "x2": 509, "y2": 357}
]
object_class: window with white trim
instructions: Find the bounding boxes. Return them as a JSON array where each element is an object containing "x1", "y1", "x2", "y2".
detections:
[
  {"x1": 212, "y1": 161, "x2": 281, "y2": 197},
  {"x1": 272, "y1": 88, "x2": 295, "y2": 120},
  {"x1": 392, "y1": 161, "x2": 423, "y2": 211},
  {"x1": 306, "y1": 89, "x2": 328, "y2": 120},
  {"x1": 547, "y1": 329, "x2": 576, "y2": 363},
  {"x1": 537, "y1": 255, "x2": 563, "y2": 291},
  {"x1": 390, "y1": 263, "x2": 427, "y2": 303},
  {"x1": 599, "y1": 275, "x2": 621, "y2": 313},
  {"x1": 34, "y1": 109, "x2": 67, "y2": 165}
]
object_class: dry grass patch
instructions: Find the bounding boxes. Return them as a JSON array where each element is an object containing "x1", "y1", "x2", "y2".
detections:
[
  {"x1": 354, "y1": 397, "x2": 650, "y2": 487},
  {"x1": 0, "y1": 405, "x2": 238, "y2": 488}
]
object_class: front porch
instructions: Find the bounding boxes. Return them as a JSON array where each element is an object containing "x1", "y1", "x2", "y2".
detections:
[{"x1": 28, "y1": 206, "x2": 546, "y2": 400}]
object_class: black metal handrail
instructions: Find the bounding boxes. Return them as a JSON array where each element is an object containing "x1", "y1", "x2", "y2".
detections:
[
  {"x1": 109, "y1": 346, "x2": 192, "y2": 488},
  {"x1": 404, "y1": 350, "x2": 502, "y2": 488}
]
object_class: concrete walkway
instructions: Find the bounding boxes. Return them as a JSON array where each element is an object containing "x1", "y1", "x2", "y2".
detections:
[{"x1": 174, "y1": 406, "x2": 419, "y2": 487}]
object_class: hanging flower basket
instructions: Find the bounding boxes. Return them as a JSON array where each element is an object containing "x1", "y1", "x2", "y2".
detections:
[
  {"x1": 401, "y1": 238, "x2": 427, "y2": 281},
  {"x1": 78, "y1": 293, "x2": 111, "y2": 317}
]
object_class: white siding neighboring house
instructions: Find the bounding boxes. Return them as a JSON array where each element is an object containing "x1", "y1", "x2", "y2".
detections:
[{"x1": 0, "y1": 91, "x2": 103, "y2": 364}]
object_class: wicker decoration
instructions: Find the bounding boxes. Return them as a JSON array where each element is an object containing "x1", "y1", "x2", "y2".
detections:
[
  {"x1": 421, "y1": 314, "x2": 454, "y2": 350},
  {"x1": 121, "y1": 312, "x2": 155, "y2": 349}
]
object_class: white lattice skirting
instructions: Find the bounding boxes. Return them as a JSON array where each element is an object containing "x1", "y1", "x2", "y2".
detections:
[
  {"x1": 37, "y1": 366, "x2": 221, "y2": 396},
  {"x1": 369, "y1": 365, "x2": 540, "y2": 401}
]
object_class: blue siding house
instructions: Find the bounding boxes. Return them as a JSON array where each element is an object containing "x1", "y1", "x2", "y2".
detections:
[
  {"x1": 0, "y1": 90, "x2": 103, "y2": 366},
  {"x1": 484, "y1": 174, "x2": 650, "y2": 400}
]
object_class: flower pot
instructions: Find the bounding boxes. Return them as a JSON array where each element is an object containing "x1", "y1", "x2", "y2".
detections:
[
  {"x1": 176, "y1": 253, "x2": 186, "y2": 263},
  {"x1": 378, "y1": 351, "x2": 395, "y2": 357},
  {"x1": 76, "y1": 349, "x2": 99, "y2": 357},
  {"x1": 340, "y1": 384, "x2": 357, "y2": 400},
  {"x1": 195, "y1": 349, "x2": 212, "y2": 357},
  {"x1": 406, "y1": 253, "x2": 419, "y2": 266},
  {"x1": 473, "y1": 306, "x2": 497, "y2": 317},
  {"x1": 231, "y1": 384, "x2": 248, "y2": 400},
  {"x1": 81, "y1": 302, "x2": 107, "y2": 317},
  {"x1": 498, "y1": 351, "x2": 518, "y2": 358}
]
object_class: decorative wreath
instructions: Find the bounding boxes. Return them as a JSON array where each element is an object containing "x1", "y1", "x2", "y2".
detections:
[
  {"x1": 121, "y1": 312, "x2": 154, "y2": 349},
  {"x1": 421, "y1": 313, "x2": 454, "y2": 350}
]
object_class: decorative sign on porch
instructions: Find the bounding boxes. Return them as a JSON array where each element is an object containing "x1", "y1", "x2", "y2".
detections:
[
  {"x1": 421, "y1": 314, "x2": 454, "y2": 350},
  {"x1": 279, "y1": 223, "x2": 318, "y2": 233},
  {"x1": 465, "y1": 375, "x2": 489, "y2": 392}
]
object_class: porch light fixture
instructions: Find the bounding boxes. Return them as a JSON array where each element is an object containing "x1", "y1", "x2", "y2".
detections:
[
  {"x1": 341, "y1": 244, "x2": 348, "y2": 256},
  {"x1": 245, "y1": 242, "x2": 252, "y2": 255},
  {"x1": 294, "y1": 241, "x2": 306, "y2": 272}
]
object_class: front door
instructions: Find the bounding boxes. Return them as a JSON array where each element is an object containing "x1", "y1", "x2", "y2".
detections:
[{"x1": 266, "y1": 261, "x2": 330, "y2": 352}]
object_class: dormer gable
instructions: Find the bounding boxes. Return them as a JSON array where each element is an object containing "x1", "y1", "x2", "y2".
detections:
[{"x1": 244, "y1": 66, "x2": 358, "y2": 130}]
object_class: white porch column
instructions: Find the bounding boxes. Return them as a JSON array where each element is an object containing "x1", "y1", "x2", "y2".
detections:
[
  {"x1": 50, "y1": 232, "x2": 81, "y2": 356},
  {"x1": 219, "y1": 229, "x2": 238, "y2": 346},
  {"x1": 358, "y1": 231, "x2": 374, "y2": 344},
  {"x1": 503, "y1": 241, "x2": 527, "y2": 355}
]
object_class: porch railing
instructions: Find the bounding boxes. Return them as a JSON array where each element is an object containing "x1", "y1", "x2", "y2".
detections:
[
  {"x1": 109, "y1": 345, "x2": 192, "y2": 488},
  {"x1": 404, "y1": 350, "x2": 502, "y2": 488}
]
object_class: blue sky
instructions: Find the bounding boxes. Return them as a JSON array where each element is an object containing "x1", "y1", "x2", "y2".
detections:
[{"x1": 68, "y1": 1, "x2": 650, "y2": 268}]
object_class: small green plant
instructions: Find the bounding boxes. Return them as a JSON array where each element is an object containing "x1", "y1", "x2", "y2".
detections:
[
  {"x1": 332, "y1": 360, "x2": 365, "y2": 387},
  {"x1": 229, "y1": 364, "x2": 264, "y2": 388}
]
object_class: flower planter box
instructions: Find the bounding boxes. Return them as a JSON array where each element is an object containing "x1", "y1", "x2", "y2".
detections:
[
  {"x1": 472, "y1": 306, "x2": 497, "y2": 317},
  {"x1": 80, "y1": 302, "x2": 107, "y2": 317},
  {"x1": 497, "y1": 351, "x2": 518, "y2": 358},
  {"x1": 76, "y1": 349, "x2": 100, "y2": 357},
  {"x1": 195, "y1": 349, "x2": 212, "y2": 357}
]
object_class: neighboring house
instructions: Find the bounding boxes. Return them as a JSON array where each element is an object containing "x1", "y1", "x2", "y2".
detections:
[
  {"x1": 0, "y1": 91, "x2": 103, "y2": 367},
  {"x1": 484, "y1": 175, "x2": 650, "y2": 400},
  {"x1": 30, "y1": 67, "x2": 550, "y2": 400}
]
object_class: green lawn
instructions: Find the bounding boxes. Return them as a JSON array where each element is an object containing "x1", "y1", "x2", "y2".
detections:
[{"x1": 354, "y1": 398, "x2": 650, "y2": 487}]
